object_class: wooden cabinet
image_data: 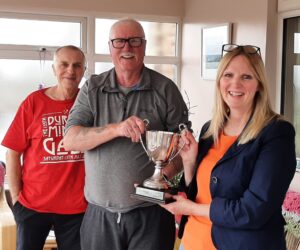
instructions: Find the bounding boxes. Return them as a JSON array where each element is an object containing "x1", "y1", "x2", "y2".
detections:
[{"x1": 0, "y1": 189, "x2": 17, "y2": 250}]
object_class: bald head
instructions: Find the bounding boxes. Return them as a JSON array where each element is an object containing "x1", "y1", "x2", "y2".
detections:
[
  {"x1": 109, "y1": 18, "x2": 145, "y2": 39},
  {"x1": 53, "y1": 45, "x2": 86, "y2": 67}
]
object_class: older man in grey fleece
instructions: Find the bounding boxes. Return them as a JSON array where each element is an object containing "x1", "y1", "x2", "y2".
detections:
[{"x1": 64, "y1": 18, "x2": 191, "y2": 250}]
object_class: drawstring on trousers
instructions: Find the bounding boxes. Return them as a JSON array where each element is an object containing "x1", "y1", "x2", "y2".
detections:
[{"x1": 117, "y1": 212, "x2": 121, "y2": 224}]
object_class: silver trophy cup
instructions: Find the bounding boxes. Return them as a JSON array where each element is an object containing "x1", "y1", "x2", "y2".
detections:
[{"x1": 131, "y1": 120, "x2": 187, "y2": 203}]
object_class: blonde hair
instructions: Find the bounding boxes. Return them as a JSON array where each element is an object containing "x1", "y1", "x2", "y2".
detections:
[{"x1": 204, "y1": 46, "x2": 280, "y2": 144}]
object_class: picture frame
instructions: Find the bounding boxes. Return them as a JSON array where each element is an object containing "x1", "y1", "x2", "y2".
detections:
[{"x1": 201, "y1": 23, "x2": 232, "y2": 80}]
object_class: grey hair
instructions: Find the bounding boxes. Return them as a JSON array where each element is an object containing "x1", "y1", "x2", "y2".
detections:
[
  {"x1": 53, "y1": 45, "x2": 86, "y2": 66},
  {"x1": 109, "y1": 18, "x2": 145, "y2": 39}
]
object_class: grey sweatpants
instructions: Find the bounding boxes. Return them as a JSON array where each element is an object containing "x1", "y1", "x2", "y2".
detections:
[{"x1": 80, "y1": 203, "x2": 175, "y2": 250}]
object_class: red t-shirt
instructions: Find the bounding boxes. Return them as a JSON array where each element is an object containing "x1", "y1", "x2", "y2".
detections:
[{"x1": 2, "y1": 88, "x2": 87, "y2": 214}]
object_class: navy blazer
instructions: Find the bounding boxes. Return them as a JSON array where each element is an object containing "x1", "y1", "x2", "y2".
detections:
[{"x1": 178, "y1": 119, "x2": 296, "y2": 250}]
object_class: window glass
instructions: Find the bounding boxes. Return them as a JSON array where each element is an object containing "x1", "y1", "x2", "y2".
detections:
[
  {"x1": 0, "y1": 18, "x2": 81, "y2": 47},
  {"x1": 95, "y1": 62, "x2": 176, "y2": 83},
  {"x1": 141, "y1": 21, "x2": 177, "y2": 57},
  {"x1": 146, "y1": 64, "x2": 177, "y2": 82},
  {"x1": 295, "y1": 33, "x2": 300, "y2": 53},
  {"x1": 282, "y1": 16, "x2": 300, "y2": 159},
  {"x1": 95, "y1": 19, "x2": 117, "y2": 54},
  {"x1": 95, "y1": 62, "x2": 114, "y2": 74},
  {"x1": 95, "y1": 19, "x2": 177, "y2": 56},
  {"x1": 0, "y1": 14, "x2": 180, "y2": 162}
]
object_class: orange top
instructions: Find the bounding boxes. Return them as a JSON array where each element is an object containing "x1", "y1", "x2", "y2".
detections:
[{"x1": 182, "y1": 132, "x2": 237, "y2": 250}]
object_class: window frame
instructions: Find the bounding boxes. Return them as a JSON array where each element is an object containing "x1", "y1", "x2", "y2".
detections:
[
  {"x1": 0, "y1": 12, "x2": 87, "y2": 60},
  {"x1": 0, "y1": 11, "x2": 182, "y2": 86},
  {"x1": 0, "y1": 11, "x2": 183, "y2": 162},
  {"x1": 93, "y1": 14, "x2": 182, "y2": 85}
]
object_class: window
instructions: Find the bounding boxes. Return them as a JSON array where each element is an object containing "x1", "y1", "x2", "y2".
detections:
[
  {"x1": 95, "y1": 62, "x2": 114, "y2": 74},
  {"x1": 147, "y1": 64, "x2": 177, "y2": 82},
  {"x1": 281, "y1": 16, "x2": 300, "y2": 159},
  {"x1": 0, "y1": 12, "x2": 182, "y2": 162},
  {"x1": 0, "y1": 13, "x2": 87, "y2": 161},
  {"x1": 0, "y1": 13, "x2": 86, "y2": 51},
  {"x1": 95, "y1": 19, "x2": 177, "y2": 56},
  {"x1": 95, "y1": 18, "x2": 180, "y2": 82},
  {"x1": 0, "y1": 18, "x2": 81, "y2": 47}
]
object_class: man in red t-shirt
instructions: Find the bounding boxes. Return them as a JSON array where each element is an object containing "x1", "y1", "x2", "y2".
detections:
[{"x1": 1, "y1": 45, "x2": 87, "y2": 250}]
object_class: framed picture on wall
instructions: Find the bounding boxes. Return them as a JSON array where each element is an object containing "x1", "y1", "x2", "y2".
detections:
[{"x1": 201, "y1": 23, "x2": 232, "y2": 80}]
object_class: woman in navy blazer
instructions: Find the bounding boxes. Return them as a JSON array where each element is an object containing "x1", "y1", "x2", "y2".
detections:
[{"x1": 162, "y1": 44, "x2": 296, "y2": 250}]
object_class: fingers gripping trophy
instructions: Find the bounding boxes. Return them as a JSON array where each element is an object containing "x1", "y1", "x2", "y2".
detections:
[{"x1": 131, "y1": 119, "x2": 187, "y2": 204}]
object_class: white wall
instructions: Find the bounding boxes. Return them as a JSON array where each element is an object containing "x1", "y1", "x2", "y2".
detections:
[
  {"x1": 0, "y1": 0, "x2": 184, "y2": 17},
  {"x1": 289, "y1": 172, "x2": 300, "y2": 192},
  {"x1": 0, "y1": 0, "x2": 279, "y2": 135},
  {"x1": 181, "y1": 0, "x2": 300, "y2": 191},
  {"x1": 181, "y1": 0, "x2": 276, "y2": 133}
]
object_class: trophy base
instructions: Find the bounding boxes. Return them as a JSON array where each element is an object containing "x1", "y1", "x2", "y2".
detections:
[{"x1": 131, "y1": 185, "x2": 177, "y2": 204}]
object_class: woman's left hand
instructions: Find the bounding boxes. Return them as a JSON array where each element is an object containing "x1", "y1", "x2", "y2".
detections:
[
  {"x1": 161, "y1": 194, "x2": 211, "y2": 218},
  {"x1": 161, "y1": 194, "x2": 196, "y2": 216}
]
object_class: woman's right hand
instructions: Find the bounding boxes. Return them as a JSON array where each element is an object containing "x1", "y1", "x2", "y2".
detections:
[{"x1": 179, "y1": 130, "x2": 198, "y2": 171}]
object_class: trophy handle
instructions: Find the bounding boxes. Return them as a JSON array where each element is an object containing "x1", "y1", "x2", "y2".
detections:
[
  {"x1": 139, "y1": 119, "x2": 150, "y2": 158},
  {"x1": 168, "y1": 123, "x2": 188, "y2": 162},
  {"x1": 179, "y1": 123, "x2": 187, "y2": 131},
  {"x1": 143, "y1": 119, "x2": 150, "y2": 127}
]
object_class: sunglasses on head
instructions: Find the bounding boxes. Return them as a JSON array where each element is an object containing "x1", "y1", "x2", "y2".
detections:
[{"x1": 221, "y1": 44, "x2": 261, "y2": 57}]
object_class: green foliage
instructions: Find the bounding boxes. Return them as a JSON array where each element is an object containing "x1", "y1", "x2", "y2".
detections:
[{"x1": 169, "y1": 171, "x2": 183, "y2": 188}]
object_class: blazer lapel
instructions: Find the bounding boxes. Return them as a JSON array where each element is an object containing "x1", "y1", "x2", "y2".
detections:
[{"x1": 216, "y1": 140, "x2": 249, "y2": 165}]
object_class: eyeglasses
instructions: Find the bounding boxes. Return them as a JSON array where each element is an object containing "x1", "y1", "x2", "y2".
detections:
[
  {"x1": 110, "y1": 37, "x2": 145, "y2": 49},
  {"x1": 222, "y1": 44, "x2": 261, "y2": 57}
]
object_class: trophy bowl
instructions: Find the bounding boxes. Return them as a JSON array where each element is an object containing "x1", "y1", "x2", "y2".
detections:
[
  {"x1": 131, "y1": 121, "x2": 186, "y2": 204},
  {"x1": 142, "y1": 130, "x2": 179, "y2": 189}
]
